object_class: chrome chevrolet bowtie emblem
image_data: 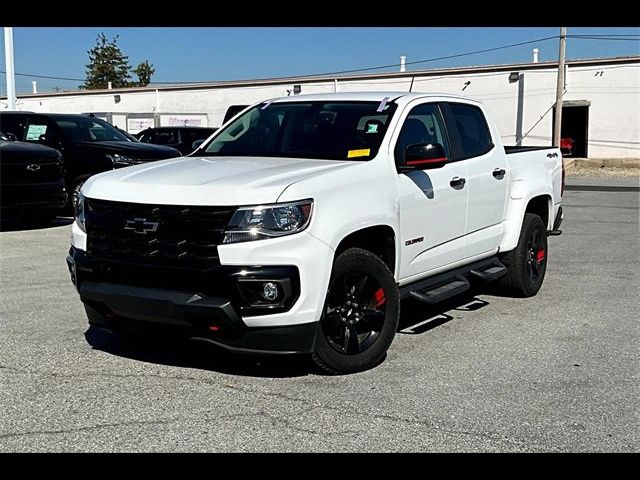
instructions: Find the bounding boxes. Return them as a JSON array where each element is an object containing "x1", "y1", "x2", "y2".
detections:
[
  {"x1": 26, "y1": 164, "x2": 41, "y2": 171},
  {"x1": 124, "y1": 218, "x2": 159, "y2": 235}
]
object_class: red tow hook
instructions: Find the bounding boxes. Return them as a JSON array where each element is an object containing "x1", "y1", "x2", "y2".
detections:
[{"x1": 374, "y1": 288, "x2": 386, "y2": 307}]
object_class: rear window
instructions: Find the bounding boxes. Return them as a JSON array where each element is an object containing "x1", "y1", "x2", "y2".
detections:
[{"x1": 448, "y1": 103, "x2": 493, "y2": 159}]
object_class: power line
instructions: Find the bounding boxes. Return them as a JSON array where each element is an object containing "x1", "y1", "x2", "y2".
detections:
[
  {"x1": 0, "y1": 70, "x2": 84, "y2": 82},
  {"x1": 567, "y1": 36, "x2": 640, "y2": 42},
  {"x1": 518, "y1": 89, "x2": 567, "y2": 143},
  {"x1": 567, "y1": 34, "x2": 640, "y2": 38},
  {"x1": 149, "y1": 35, "x2": 561, "y2": 85}
]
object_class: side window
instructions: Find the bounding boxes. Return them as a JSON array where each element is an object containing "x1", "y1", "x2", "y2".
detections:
[
  {"x1": 25, "y1": 116, "x2": 57, "y2": 143},
  {"x1": 0, "y1": 114, "x2": 28, "y2": 140},
  {"x1": 138, "y1": 131, "x2": 153, "y2": 143},
  {"x1": 447, "y1": 103, "x2": 493, "y2": 159},
  {"x1": 394, "y1": 103, "x2": 449, "y2": 165}
]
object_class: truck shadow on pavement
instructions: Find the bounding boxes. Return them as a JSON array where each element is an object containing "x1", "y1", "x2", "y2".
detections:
[
  {"x1": 84, "y1": 286, "x2": 492, "y2": 378},
  {"x1": 398, "y1": 288, "x2": 490, "y2": 335},
  {"x1": 0, "y1": 215, "x2": 73, "y2": 232},
  {"x1": 84, "y1": 326, "x2": 313, "y2": 378}
]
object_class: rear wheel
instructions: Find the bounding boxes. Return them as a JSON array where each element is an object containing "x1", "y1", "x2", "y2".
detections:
[
  {"x1": 499, "y1": 213, "x2": 548, "y2": 297},
  {"x1": 312, "y1": 248, "x2": 399, "y2": 374}
]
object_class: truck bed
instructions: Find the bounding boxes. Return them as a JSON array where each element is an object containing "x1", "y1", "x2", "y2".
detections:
[{"x1": 504, "y1": 145, "x2": 557, "y2": 155}]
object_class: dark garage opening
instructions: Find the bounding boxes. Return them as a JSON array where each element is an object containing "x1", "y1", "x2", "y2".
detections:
[{"x1": 553, "y1": 102, "x2": 590, "y2": 158}]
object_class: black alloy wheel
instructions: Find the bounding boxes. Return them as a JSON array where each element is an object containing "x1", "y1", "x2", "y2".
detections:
[
  {"x1": 321, "y1": 270, "x2": 387, "y2": 355},
  {"x1": 312, "y1": 247, "x2": 400, "y2": 375},
  {"x1": 498, "y1": 213, "x2": 548, "y2": 297},
  {"x1": 526, "y1": 228, "x2": 546, "y2": 284}
]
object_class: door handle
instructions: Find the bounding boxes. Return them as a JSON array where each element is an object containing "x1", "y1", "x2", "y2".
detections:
[
  {"x1": 492, "y1": 168, "x2": 506, "y2": 179},
  {"x1": 450, "y1": 176, "x2": 466, "y2": 190}
]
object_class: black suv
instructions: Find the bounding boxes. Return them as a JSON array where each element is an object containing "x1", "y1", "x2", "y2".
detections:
[
  {"x1": 136, "y1": 127, "x2": 218, "y2": 156},
  {"x1": 0, "y1": 130, "x2": 66, "y2": 220},
  {"x1": 0, "y1": 112, "x2": 181, "y2": 207}
]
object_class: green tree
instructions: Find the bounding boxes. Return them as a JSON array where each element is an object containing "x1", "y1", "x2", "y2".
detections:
[
  {"x1": 84, "y1": 34, "x2": 132, "y2": 89},
  {"x1": 132, "y1": 60, "x2": 155, "y2": 87},
  {"x1": 84, "y1": 34, "x2": 156, "y2": 89}
]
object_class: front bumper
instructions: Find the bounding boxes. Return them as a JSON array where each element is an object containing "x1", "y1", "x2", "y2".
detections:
[{"x1": 67, "y1": 247, "x2": 318, "y2": 354}]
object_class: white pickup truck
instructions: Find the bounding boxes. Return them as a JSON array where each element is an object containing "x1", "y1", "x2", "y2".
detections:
[{"x1": 67, "y1": 92, "x2": 564, "y2": 374}]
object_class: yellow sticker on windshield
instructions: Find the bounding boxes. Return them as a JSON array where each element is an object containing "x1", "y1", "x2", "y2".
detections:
[{"x1": 347, "y1": 148, "x2": 371, "y2": 158}]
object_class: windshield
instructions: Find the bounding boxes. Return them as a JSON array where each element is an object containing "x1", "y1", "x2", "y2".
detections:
[
  {"x1": 55, "y1": 117, "x2": 130, "y2": 143},
  {"x1": 202, "y1": 101, "x2": 397, "y2": 161}
]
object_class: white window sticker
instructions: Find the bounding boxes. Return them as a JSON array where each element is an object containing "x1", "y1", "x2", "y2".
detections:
[{"x1": 26, "y1": 124, "x2": 47, "y2": 141}]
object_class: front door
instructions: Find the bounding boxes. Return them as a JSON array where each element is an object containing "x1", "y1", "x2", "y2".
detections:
[{"x1": 395, "y1": 102, "x2": 468, "y2": 281}]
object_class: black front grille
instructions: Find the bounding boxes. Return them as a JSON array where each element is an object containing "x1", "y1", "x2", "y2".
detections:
[
  {"x1": 0, "y1": 159, "x2": 64, "y2": 183},
  {"x1": 86, "y1": 198, "x2": 236, "y2": 269}
]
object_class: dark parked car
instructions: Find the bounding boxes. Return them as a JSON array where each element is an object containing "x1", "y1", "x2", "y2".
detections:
[
  {"x1": 0, "y1": 130, "x2": 66, "y2": 220},
  {"x1": 0, "y1": 112, "x2": 181, "y2": 208},
  {"x1": 136, "y1": 126, "x2": 218, "y2": 156}
]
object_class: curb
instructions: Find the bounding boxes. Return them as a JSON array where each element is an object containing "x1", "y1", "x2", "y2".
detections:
[{"x1": 564, "y1": 158, "x2": 640, "y2": 170}]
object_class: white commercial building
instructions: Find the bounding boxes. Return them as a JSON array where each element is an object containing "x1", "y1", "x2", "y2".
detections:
[{"x1": 3, "y1": 55, "x2": 639, "y2": 158}]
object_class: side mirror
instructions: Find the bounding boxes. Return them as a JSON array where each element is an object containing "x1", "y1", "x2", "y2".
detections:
[
  {"x1": 191, "y1": 139, "x2": 205, "y2": 151},
  {"x1": 399, "y1": 143, "x2": 447, "y2": 172},
  {"x1": 39, "y1": 133, "x2": 62, "y2": 150},
  {"x1": 4, "y1": 132, "x2": 17, "y2": 141}
]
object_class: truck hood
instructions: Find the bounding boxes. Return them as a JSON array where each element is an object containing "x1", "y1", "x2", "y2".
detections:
[
  {"x1": 0, "y1": 140, "x2": 61, "y2": 161},
  {"x1": 82, "y1": 155, "x2": 359, "y2": 206}
]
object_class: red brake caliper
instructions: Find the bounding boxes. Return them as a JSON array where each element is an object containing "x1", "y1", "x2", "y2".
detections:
[
  {"x1": 374, "y1": 288, "x2": 386, "y2": 307},
  {"x1": 536, "y1": 249, "x2": 545, "y2": 264}
]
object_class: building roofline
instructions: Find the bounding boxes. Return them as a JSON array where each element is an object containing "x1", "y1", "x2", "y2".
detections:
[{"x1": 3, "y1": 55, "x2": 639, "y2": 101}]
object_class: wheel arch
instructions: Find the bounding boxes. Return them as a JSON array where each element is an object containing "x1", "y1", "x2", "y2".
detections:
[
  {"x1": 500, "y1": 191, "x2": 553, "y2": 253},
  {"x1": 333, "y1": 225, "x2": 397, "y2": 277}
]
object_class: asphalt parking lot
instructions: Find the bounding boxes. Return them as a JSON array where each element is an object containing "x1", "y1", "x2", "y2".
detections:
[{"x1": 1, "y1": 178, "x2": 638, "y2": 452}]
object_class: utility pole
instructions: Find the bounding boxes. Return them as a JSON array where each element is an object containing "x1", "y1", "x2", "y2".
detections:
[
  {"x1": 4, "y1": 27, "x2": 17, "y2": 110},
  {"x1": 552, "y1": 27, "x2": 567, "y2": 147}
]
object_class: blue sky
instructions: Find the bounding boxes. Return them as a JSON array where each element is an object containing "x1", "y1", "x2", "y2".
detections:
[{"x1": 1, "y1": 27, "x2": 639, "y2": 94}]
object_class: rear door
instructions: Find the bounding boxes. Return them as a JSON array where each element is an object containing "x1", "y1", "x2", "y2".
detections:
[
  {"x1": 442, "y1": 102, "x2": 508, "y2": 259},
  {"x1": 395, "y1": 101, "x2": 468, "y2": 280}
]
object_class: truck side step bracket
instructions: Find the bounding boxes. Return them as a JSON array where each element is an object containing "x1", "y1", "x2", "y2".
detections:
[
  {"x1": 409, "y1": 277, "x2": 470, "y2": 305},
  {"x1": 469, "y1": 263, "x2": 507, "y2": 282}
]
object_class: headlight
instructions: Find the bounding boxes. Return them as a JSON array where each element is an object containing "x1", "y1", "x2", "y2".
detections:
[
  {"x1": 75, "y1": 191, "x2": 86, "y2": 233},
  {"x1": 107, "y1": 153, "x2": 142, "y2": 168},
  {"x1": 223, "y1": 199, "x2": 313, "y2": 244}
]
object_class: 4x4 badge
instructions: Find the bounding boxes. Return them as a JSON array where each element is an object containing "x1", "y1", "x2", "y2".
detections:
[{"x1": 124, "y1": 218, "x2": 159, "y2": 235}]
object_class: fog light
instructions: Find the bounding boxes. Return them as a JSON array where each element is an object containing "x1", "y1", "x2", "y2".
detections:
[{"x1": 262, "y1": 282, "x2": 279, "y2": 301}]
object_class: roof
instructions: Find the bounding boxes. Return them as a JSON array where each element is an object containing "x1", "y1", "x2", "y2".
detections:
[
  {"x1": 269, "y1": 91, "x2": 474, "y2": 103},
  {"x1": 2, "y1": 55, "x2": 639, "y2": 100}
]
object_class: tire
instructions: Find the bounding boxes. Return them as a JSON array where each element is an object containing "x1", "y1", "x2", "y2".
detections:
[
  {"x1": 498, "y1": 213, "x2": 548, "y2": 297},
  {"x1": 312, "y1": 248, "x2": 400, "y2": 375}
]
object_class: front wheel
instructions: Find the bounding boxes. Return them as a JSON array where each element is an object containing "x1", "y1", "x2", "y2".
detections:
[
  {"x1": 71, "y1": 178, "x2": 87, "y2": 212},
  {"x1": 312, "y1": 248, "x2": 400, "y2": 374}
]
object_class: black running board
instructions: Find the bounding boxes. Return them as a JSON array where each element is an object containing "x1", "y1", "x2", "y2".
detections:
[
  {"x1": 409, "y1": 277, "x2": 470, "y2": 304},
  {"x1": 400, "y1": 257, "x2": 506, "y2": 304},
  {"x1": 469, "y1": 264, "x2": 507, "y2": 281}
]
